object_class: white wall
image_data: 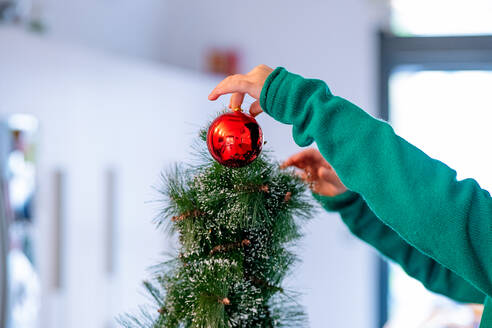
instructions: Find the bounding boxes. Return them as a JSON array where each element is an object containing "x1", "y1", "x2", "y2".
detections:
[
  {"x1": 41, "y1": 0, "x2": 168, "y2": 59},
  {"x1": 161, "y1": 0, "x2": 387, "y2": 111}
]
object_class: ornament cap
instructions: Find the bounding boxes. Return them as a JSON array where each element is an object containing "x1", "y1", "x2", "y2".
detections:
[{"x1": 232, "y1": 107, "x2": 242, "y2": 112}]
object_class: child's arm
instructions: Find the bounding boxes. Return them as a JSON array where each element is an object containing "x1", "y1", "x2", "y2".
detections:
[
  {"x1": 280, "y1": 148, "x2": 484, "y2": 303},
  {"x1": 315, "y1": 190, "x2": 485, "y2": 304},
  {"x1": 257, "y1": 67, "x2": 492, "y2": 297}
]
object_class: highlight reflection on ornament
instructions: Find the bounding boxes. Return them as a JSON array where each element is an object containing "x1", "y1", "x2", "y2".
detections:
[{"x1": 207, "y1": 110, "x2": 263, "y2": 168}]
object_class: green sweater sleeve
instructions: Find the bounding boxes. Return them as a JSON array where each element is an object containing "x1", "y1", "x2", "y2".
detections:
[
  {"x1": 260, "y1": 67, "x2": 492, "y2": 297},
  {"x1": 313, "y1": 191, "x2": 485, "y2": 303}
]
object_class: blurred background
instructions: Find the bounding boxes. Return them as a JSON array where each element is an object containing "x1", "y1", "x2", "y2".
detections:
[{"x1": 0, "y1": 0, "x2": 491, "y2": 327}]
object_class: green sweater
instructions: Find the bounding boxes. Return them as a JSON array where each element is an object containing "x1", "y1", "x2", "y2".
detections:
[{"x1": 259, "y1": 67, "x2": 492, "y2": 327}]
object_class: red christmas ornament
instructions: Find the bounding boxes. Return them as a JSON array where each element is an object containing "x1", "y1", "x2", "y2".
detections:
[{"x1": 207, "y1": 109, "x2": 263, "y2": 168}]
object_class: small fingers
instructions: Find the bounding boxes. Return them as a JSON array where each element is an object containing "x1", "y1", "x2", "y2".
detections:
[
  {"x1": 208, "y1": 74, "x2": 252, "y2": 101},
  {"x1": 281, "y1": 152, "x2": 308, "y2": 169},
  {"x1": 293, "y1": 168, "x2": 318, "y2": 191},
  {"x1": 281, "y1": 158, "x2": 301, "y2": 170},
  {"x1": 295, "y1": 170, "x2": 309, "y2": 182},
  {"x1": 249, "y1": 100, "x2": 263, "y2": 117},
  {"x1": 229, "y1": 92, "x2": 245, "y2": 110}
]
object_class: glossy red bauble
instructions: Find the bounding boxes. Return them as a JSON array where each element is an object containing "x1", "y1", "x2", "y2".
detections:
[{"x1": 207, "y1": 110, "x2": 263, "y2": 168}]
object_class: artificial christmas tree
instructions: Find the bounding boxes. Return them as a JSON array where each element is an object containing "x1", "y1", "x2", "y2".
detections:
[{"x1": 120, "y1": 118, "x2": 315, "y2": 328}]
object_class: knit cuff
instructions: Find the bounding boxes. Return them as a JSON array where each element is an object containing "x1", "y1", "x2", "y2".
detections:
[
  {"x1": 312, "y1": 190, "x2": 359, "y2": 212},
  {"x1": 260, "y1": 67, "x2": 291, "y2": 123},
  {"x1": 260, "y1": 67, "x2": 336, "y2": 149}
]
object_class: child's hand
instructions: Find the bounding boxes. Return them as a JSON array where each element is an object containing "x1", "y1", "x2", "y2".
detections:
[
  {"x1": 282, "y1": 148, "x2": 347, "y2": 197},
  {"x1": 208, "y1": 64, "x2": 273, "y2": 117}
]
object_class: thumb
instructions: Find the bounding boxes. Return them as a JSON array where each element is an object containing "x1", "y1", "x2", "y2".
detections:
[
  {"x1": 249, "y1": 100, "x2": 263, "y2": 117},
  {"x1": 318, "y1": 166, "x2": 337, "y2": 182}
]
